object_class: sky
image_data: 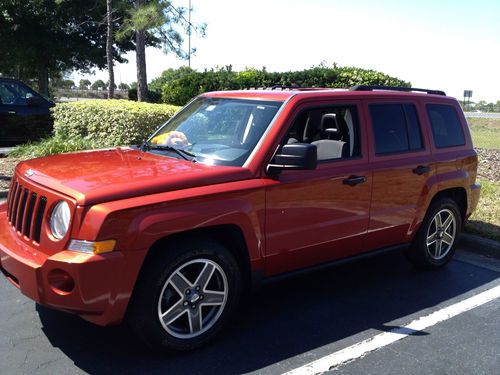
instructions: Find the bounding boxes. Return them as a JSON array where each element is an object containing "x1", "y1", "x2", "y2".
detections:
[{"x1": 72, "y1": 0, "x2": 500, "y2": 102}]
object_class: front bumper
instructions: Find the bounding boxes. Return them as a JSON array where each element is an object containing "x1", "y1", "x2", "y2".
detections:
[{"x1": 0, "y1": 204, "x2": 146, "y2": 326}]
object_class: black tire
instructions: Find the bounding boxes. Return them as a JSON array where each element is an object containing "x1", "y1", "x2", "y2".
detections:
[
  {"x1": 406, "y1": 197, "x2": 462, "y2": 269},
  {"x1": 127, "y1": 238, "x2": 242, "y2": 352}
]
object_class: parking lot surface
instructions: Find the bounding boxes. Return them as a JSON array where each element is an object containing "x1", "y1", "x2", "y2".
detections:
[{"x1": 1, "y1": 246, "x2": 499, "y2": 374}]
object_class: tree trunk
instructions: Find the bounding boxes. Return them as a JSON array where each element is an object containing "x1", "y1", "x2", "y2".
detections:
[
  {"x1": 37, "y1": 63, "x2": 49, "y2": 98},
  {"x1": 135, "y1": 0, "x2": 148, "y2": 102},
  {"x1": 135, "y1": 28, "x2": 148, "y2": 102},
  {"x1": 106, "y1": 0, "x2": 115, "y2": 99}
]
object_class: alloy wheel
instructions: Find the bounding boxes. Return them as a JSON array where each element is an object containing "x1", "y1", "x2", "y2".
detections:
[
  {"x1": 426, "y1": 208, "x2": 456, "y2": 260},
  {"x1": 157, "y1": 259, "x2": 228, "y2": 339}
]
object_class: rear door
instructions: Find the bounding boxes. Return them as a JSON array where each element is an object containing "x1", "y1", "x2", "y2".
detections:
[
  {"x1": 264, "y1": 100, "x2": 373, "y2": 275},
  {"x1": 364, "y1": 99, "x2": 434, "y2": 248}
]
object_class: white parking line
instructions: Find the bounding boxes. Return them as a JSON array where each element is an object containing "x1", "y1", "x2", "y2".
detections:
[{"x1": 284, "y1": 284, "x2": 500, "y2": 375}]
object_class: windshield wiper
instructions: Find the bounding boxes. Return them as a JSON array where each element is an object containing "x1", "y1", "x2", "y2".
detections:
[{"x1": 147, "y1": 144, "x2": 196, "y2": 161}]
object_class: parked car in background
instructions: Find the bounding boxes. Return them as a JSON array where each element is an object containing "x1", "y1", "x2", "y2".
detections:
[
  {"x1": 0, "y1": 85, "x2": 480, "y2": 352},
  {"x1": 0, "y1": 77, "x2": 54, "y2": 147}
]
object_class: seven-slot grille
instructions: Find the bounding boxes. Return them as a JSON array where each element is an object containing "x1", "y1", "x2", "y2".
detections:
[{"x1": 7, "y1": 177, "x2": 47, "y2": 243}]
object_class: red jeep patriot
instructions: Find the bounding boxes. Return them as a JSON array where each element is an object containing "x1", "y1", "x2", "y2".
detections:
[{"x1": 0, "y1": 86, "x2": 480, "y2": 351}]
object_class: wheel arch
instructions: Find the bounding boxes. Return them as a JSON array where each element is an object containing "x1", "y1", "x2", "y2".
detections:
[
  {"x1": 409, "y1": 186, "x2": 468, "y2": 241},
  {"x1": 137, "y1": 224, "x2": 253, "y2": 293},
  {"x1": 428, "y1": 187, "x2": 467, "y2": 224}
]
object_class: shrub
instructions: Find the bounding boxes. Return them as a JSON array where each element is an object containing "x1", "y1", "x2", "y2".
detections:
[
  {"x1": 159, "y1": 64, "x2": 410, "y2": 105},
  {"x1": 128, "y1": 88, "x2": 162, "y2": 103},
  {"x1": 52, "y1": 99, "x2": 180, "y2": 147}
]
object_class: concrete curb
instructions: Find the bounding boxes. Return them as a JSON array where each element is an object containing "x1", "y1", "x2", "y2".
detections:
[{"x1": 459, "y1": 233, "x2": 500, "y2": 259}]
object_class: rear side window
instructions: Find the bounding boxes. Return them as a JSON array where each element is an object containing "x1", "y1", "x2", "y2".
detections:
[
  {"x1": 427, "y1": 104, "x2": 465, "y2": 148},
  {"x1": 369, "y1": 104, "x2": 423, "y2": 155}
]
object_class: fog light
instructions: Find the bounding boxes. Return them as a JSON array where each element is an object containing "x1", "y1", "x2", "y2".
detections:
[{"x1": 48, "y1": 269, "x2": 75, "y2": 295}]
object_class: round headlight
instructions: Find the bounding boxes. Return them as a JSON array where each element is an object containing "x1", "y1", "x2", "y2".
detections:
[{"x1": 50, "y1": 201, "x2": 71, "y2": 240}]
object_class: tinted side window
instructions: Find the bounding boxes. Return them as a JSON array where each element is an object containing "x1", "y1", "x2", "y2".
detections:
[
  {"x1": 370, "y1": 104, "x2": 423, "y2": 155},
  {"x1": 427, "y1": 104, "x2": 465, "y2": 148},
  {"x1": 0, "y1": 81, "x2": 35, "y2": 106}
]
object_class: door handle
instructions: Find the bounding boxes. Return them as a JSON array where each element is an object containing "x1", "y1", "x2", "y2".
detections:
[
  {"x1": 413, "y1": 165, "x2": 431, "y2": 175},
  {"x1": 343, "y1": 175, "x2": 367, "y2": 186}
]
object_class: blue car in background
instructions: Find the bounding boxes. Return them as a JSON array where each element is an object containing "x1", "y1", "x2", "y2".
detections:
[{"x1": 0, "y1": 77, "x2": 54, "y2": 147}]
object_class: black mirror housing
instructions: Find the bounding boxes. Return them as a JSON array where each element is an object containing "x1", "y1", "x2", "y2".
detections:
[
  {"x1": 267, "y1": 143, "x2": 317, "y2": 172},
  {"x1": 27, "y1": 96, "x2": 44, "y2": 107}
]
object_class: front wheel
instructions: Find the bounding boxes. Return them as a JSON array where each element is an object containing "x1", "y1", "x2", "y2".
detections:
[
  {"x1": 407, "y1": 198, "x2": 462, "y2": 269},
  {"x1": 127, "y1": 239, "x2": 242, "y2": 352}
]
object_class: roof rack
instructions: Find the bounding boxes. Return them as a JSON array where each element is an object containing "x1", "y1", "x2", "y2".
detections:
[
  {"x1": 350, "y1": 85, "x2": 446, "y2": 96},
  {"x1": 269, "y1": 85, "x2": 327, "y2": 91}
]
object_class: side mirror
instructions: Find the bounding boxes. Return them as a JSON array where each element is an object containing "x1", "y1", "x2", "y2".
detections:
[
  {"x1": 267, "y1": 143, "x2": 317, "y2": 173},
  {"x1": 27, "y1": 96, "x2": 44, "y2": 107}
]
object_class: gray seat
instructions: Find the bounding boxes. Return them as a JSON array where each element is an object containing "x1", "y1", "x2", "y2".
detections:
[
  {"x1": 312, "y1": 139, "x2": 345, "y2": 160},
  {"x1": 310, "y1": 113, "x2": 346, "y2": 160}
]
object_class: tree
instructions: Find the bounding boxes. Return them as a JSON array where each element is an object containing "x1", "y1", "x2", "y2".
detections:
[
  {"x1": 118, "y1": 82, "x2": 130, "y2": 90},
  {"x1": 79, "y1": 79, "x2": 92, "y2": 90},
  {"x1": 107, "y1": 80, "x2": 118, "y2": 89},
  {"x1": 55, "y1": 79, "x2": 75, "y2": 89},
  {"x1": 118, "y1": 1, "x2": 206, "y2": 102},
  {"x1": 107, "y1": 0, "x2": 115, "y2": 99},
  {"x1": 91, "y1": 80, "x2": 107, "y2": 90},
  {"x1": 0, "y1": 0, "x2": 134, "y2": 97}
]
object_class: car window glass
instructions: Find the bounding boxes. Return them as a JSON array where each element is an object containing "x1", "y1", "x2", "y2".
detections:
[
  {"x1": 404, "y1": 104, "x2": 423, "y2": 151},
  {"x1": 370, "y1": 103, "x2": 423, "y2": 155},
  {"x1": 282, "y1": 105, "x2": 361, "y2": 161},
  {"x1": 427, "y1": 104, "x2": 465, "y2": 148},
  {"x1": 0, "y1": 81, "x2": 34, "y2": 106}
]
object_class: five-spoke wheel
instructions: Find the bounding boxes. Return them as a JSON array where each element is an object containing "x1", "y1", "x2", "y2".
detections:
[
  {"x1": 158, "y1": 259, "x2": 228, "y2": 338},
  {"x1": 426, "y1": 208, "x2": 456, "y2": 260},
  {"x1": 407, "y1": 198, "x2": 462, "y2": 269},
  {"x1": 127, "y1": 239, "x2": 241, "y2": 352}
]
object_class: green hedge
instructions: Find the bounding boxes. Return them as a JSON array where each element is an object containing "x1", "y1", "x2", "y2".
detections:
[
  {"x1": 52, "y1": 99, "x2": 180, "y2": 146},
  {"x1": 152, "y1": 65, "x2": 411, "y2": 106}
]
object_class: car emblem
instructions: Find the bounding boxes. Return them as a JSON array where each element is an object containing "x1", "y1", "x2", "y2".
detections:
[{"x1": 25, "y1": 169, "x2": 35, "y2": 178}]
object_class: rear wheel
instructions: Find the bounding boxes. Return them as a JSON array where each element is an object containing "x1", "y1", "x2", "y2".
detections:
[
  {"x1": 127, "y1": 239, "x2": 242, "y2": 352},
  {"x1": 407, "y1": 198, "x2": 462, "y2": 269}
]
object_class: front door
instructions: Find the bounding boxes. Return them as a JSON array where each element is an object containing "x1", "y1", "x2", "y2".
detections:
[{"x1": 264, "y1": 101, "x2": 373, "y2": 276}]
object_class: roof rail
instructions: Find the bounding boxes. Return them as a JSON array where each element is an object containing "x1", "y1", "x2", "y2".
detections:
[
  {"x1": 269, "y1": 85, "x2": 327, "y2": 91},
  {"x1": 350, "y1": 85, "x2": 446, "y2": 96}
]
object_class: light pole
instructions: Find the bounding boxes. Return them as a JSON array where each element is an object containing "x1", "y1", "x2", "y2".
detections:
[{"x1": 188, "y1": 0, "x2": 191, "y2": 68}]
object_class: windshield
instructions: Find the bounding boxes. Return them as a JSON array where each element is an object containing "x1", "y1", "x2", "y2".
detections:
[{"x1": 147, "y1": 97, "x2": 283, "y2": 166}]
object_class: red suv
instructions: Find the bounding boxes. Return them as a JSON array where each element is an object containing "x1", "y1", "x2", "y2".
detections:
[{"x1": 0, "y1": 86, "x2": 480, "y2": 351}]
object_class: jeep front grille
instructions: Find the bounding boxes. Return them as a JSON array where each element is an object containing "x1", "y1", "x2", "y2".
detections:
[{"x1": 7, "y1": 179, "x2": 47, "y2": 243}]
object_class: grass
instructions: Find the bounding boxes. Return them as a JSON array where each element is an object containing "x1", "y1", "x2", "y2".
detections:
[
  {"x1": 467, "y1": 117, "x2": 500, "y2": 149},
  {"x1": 465, "y1": 179, "x2": 500, "y2": 241},
  {"x1": 9, "y1": 137, "x2": 99, "y2": 159}
]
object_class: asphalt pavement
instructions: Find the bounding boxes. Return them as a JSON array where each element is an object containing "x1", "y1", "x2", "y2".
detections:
[{"x1": 0, "y1": 244, "x2": 499, "y2": 374}]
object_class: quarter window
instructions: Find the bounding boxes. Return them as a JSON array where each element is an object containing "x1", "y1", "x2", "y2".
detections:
[
  {"x1": 427, "y1": 104, "x2": 465, "y2": 148},
  {"x1": 369, "y1": 104, "x2": 423, "y2": 155}
]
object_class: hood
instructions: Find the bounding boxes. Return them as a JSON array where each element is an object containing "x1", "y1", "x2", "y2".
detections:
[{"x1": 17, "y1": 147, "x2": 253, "y2": 206}]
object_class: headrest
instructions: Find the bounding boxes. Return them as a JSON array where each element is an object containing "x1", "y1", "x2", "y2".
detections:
[{"x1": 321, "y1": 113, "x2": 339, "y2": 133}]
